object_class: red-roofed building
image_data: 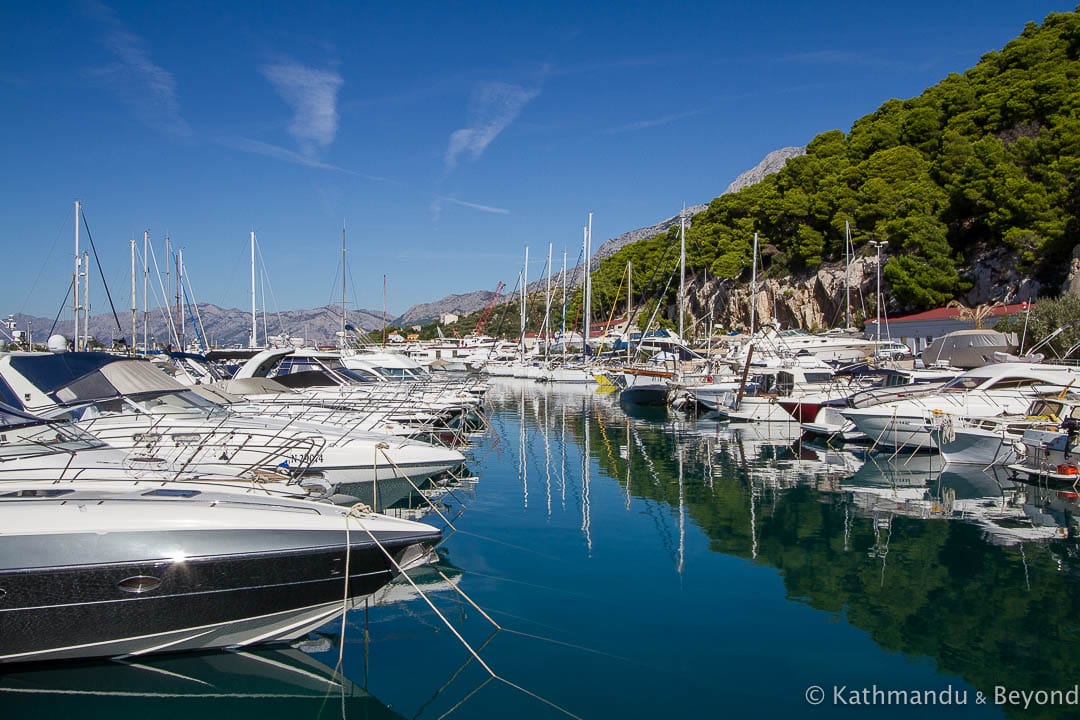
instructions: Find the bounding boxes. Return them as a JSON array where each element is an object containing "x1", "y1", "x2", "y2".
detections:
[{"x1": 863, "y1": 302, "x2": 1029, "y2": 352}]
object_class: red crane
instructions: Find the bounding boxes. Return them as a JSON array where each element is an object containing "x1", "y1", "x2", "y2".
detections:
[{"x1": 473, "y1": 281, "x2": 505, "y2": 335}]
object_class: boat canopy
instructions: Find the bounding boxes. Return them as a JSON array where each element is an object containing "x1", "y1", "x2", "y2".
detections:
[
  {"x1": 8, "y1": 352, "x2": 184, "y2": 403},
  {"x1": 921, "y1": 330, "x2": 1012, "y2": 369}
]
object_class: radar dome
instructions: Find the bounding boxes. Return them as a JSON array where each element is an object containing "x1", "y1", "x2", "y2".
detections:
[{"x1": 47, "y1": 334, "x2": 69, "y2": 353}]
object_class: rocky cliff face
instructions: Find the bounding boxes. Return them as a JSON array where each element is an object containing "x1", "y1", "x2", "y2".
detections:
[
  {"x1": 679, "y1": 255, "x2": 879, "y2": 333},
  {"x1": 676, "y1": 242, "x2": 1060, "y2": 334}
]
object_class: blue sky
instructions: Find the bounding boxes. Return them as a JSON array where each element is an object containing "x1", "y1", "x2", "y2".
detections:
[{"x1": 1, "y1": 0, "x2": 1074, "y2": 320}]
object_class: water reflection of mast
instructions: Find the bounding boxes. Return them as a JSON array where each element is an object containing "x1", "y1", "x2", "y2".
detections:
[
  {"x1": 870, "y1": 512, "x2": 892, "y2": 588},
  {"x1": 624, "y1": 417, "x2": 632, "y2": 511},
  {"x1": 543, "y1": 391, "x2": 552, "y2": 517},
  {"x1": 520, "y1": 381, "x2": 528, "y2": 507},
  {"x1": 843, "y1": 504, "x2": 851, "y2": 552},
  {"x1": 677, "y1": 447, "x2": 685, "y2": 574},
  {"x1": 629, "y1": 420, "x2": 685, "y2": 570},
  {"x1": 560, "y1": 403, "x2": 567, "y2": 510},
  {"x1": 735, "y1": 434, "x2": 759, "y2": 560},
  {"x1": 581, "y1": 398, "x2": 593, "y2": 554},
  {"x1": 1020, "y1": 544, "x2": 1031, "y2": 591}
]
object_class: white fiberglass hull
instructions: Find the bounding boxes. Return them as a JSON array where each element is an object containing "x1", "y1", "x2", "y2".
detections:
[
  {"x1": 840, "y1": 411, "x2": 939, "y2": 450},
  {"x1": 0, "y1": 483, "x2": 441, "y2": 664},
  {"x1": 938, "y1": 426, "x2": 1021, "y2": 466}
]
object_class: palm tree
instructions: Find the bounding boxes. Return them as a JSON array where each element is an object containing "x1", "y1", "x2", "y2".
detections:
[{"x1": 945, "y1": 300, "x2": 1005, "y2": 329}]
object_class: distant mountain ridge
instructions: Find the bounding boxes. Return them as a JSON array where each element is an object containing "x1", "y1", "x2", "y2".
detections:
[{"x1": 7, "y1": 303, "x2": 392, "y2": 349}]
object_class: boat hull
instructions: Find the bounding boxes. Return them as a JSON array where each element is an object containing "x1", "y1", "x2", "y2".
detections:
[
  {"x1": 938, "y1": 426, "x2": 1020, "y2": 466},
  {"x1": 0, "y1": 493, "x2": 440, "y2": 664}
]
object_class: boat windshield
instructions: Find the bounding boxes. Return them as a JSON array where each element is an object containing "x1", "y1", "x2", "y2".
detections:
[
  {"x1": 941, "y1": 374, "x2": 991, "y2": 391},
  {"x1": 126, "y1": 390, "x2": 225, "y2": 416}
]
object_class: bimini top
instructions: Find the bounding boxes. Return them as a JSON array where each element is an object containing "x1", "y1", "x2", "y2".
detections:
[{"x1": 3, "y1": 352, "x2": 185, "y2": 407}]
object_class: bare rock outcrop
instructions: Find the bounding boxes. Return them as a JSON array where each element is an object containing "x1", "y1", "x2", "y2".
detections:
[{"x1": 679, "y1": 255, "x2": 879, "y2": 333}]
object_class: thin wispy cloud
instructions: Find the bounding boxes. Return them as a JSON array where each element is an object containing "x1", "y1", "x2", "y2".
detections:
[
  {"x1": 81, "y1": 0, "x2": 190, "y2": 137},
  {"x1": 604, "y1": 110, "x2": 702, "y2": 135},
  {"x1": 444, "y1": 82, "x2": 539, "y2": 171},
  {"x1": 218, "y1": 136, "x2": 399, "y2": 184},
  {"x1": 431, "y1": 195, "x2": 510, "y2": 222},
  {"x1": 260, "y1": 61, "x2": 343, "y2": 157},
  {"x1": 438, "y1": 196, "x2": 510, "y2": 215}
]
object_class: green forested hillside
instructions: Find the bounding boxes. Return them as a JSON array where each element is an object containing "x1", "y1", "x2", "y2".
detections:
[{"x1": 594, "y1": 9, "x2": 1080, "y2": 317}]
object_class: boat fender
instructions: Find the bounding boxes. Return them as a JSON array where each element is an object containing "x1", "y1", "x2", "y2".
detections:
[{"x1": 1055, "y1": 463, "x2": 1079, "y2": 476}]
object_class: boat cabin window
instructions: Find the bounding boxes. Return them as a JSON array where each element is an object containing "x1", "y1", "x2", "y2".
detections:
[
  {"x1": 338, "y1": 367, "x2": 379, "y2": 383},
  {"x1": 883, "y1": 374, "x2": 911, "y2": 388},
  {"x1": 1, "y1": 488, "x2": 74, "y2": 498},
  {"x1": 62, "y1": 397, "x2": 126, "y2": 420},
  {"x1": 1028, "y1": 399, "x2": 1065, "y2": 418},
  {"x1": 942, "y1": 375, "x2": 988, "y2": 391},
  {"x1": 270, "y1": 357, "x2": 325, "y2": 377},
  {"x1": 749, "y1": 374, "x2": 776, "y2": 394},
  {"x1": 142, "y1": 488, "x2": 201, "y2": 498},
  {"x1": 986, "y1": 377, "x2": 1045, "y2": 389}
]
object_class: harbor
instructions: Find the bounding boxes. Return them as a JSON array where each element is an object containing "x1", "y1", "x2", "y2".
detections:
[
  {"x1": 6, "y1": 2, "x2": 1080, "y2": 718},
  {"x1": 4, "y1": 373, "x2": 1078, "y2": 718}
]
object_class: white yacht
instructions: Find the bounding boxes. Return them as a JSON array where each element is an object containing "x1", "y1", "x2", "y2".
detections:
[
  {"x1": 840, "y1": 362, "x2": 1080, "y2": 451},
  {"x1": 0, "y1": 480, "x2": 440, "y2": 663},
  {"x1": 0, "y1": 352, "x2": 467, "y2": 508}
]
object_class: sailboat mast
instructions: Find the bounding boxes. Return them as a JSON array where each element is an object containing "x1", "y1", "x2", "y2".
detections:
[
  {"x1": 82, "y1": 250, "x2": 90, "y2": 349},
  {"x1": 521, "y1": 246, "x2": 529, "y2": 353},
  {"x1": 73, "y1": 200, "x2": 80, "y2": 351},
  {"x1": 844, "y1": 219, "x2": 851, "y2": 329},
  {"x1": 582, "y1": 215, "x2": 593, "y2": 356},
  {"x1": 142, "y1": 230, "x2": 149, "y2": 352},
  {"x1": 561, "y1": 249, "x2": 567, "y2": 343},
  {"x1": 750, "y1": 232, "x2": 758, "y2": 337},
  {"x1": 678, "y1": 208, "x2": 686, "y2": 339},
  {"x1": 130, "y1": 238, "x2": 136, "y2": 353},
  {"x1": 249, "y1": 231, "x2": 257, "y2": 348},
  {"x1": 177, "y1": 247, "x2": 184, "y2": 349},
  {"x1": 627, "y1": 261, "x2": 632, "y2": 363},
  {"x1": 164, "y1": 234, "x2": 171, "y2": 346},
  {"x1": 545, "y1": 243, "x2": 552, "y2": 352},
  {"x1": 341, "y1": 223, "x2": 347, "y2": 341}
]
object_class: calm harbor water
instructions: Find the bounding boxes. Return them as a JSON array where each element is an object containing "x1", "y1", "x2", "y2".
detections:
[{"x1": 4, "y1": 377, "x2": 1079, "y2": 719}]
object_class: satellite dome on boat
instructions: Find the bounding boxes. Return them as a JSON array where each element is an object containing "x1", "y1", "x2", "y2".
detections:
[{"x1": 46, "y1": 335, "x2": 68, "y2": 353}]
